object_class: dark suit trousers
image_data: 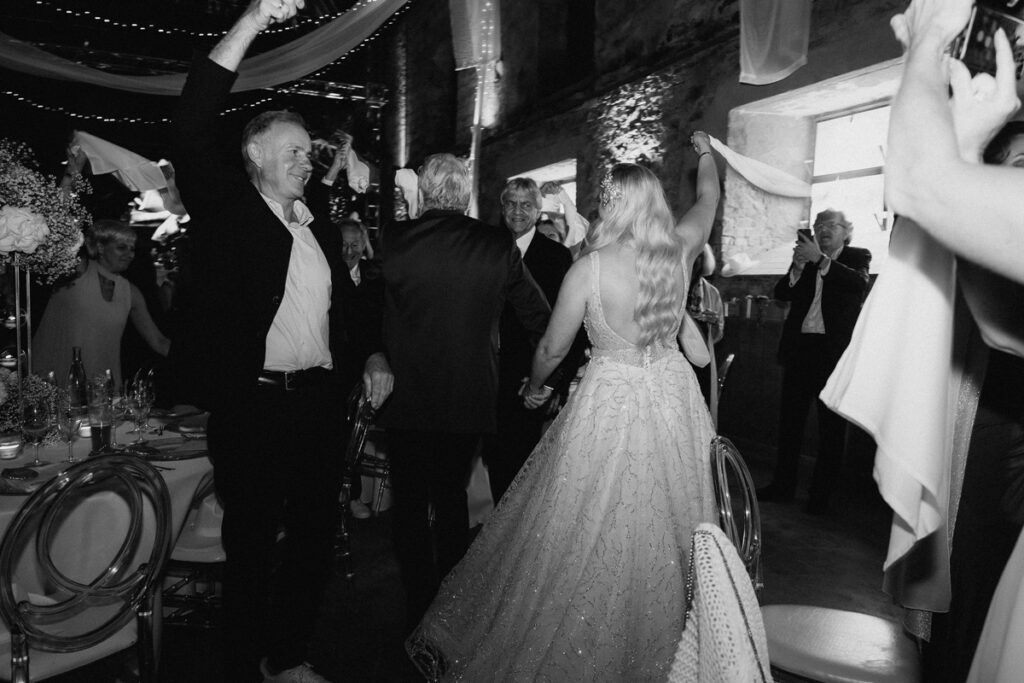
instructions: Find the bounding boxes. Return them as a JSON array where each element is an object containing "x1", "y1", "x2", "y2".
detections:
[
  {"x1": 209, "y1": 380, "x2": 341, "y2": 682},
  {"x1": 388, "y1": 430, "x2": 478, "y2": 632},
  {"x1": 483, "y1": 379, "x2": 544, "y2": 505},
  {"x1": 773, "y1": 334, "x2": 848, "y2": 502}
]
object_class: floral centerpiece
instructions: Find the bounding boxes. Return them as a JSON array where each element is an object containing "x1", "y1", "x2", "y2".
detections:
[
  {"x1": 0, "y1": 368, "x2": 59, "y2": 441},
  {"x1": 0, "y1": 139, "x2": 89, "y2": 283}
]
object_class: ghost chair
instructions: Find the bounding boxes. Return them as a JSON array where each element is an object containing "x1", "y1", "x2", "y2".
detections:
[
  {"x1": 162, "y1": 469, "x2": 224, "y2": 628},
  {"x1": 336, "y1": 385, "x2": 380, "y2": 578},
  {"x1": 710, "y1": 435, "x2": 764, "y2": 596},
  {"x1": 0, "y1": 455, "x2": 173, "y2": 682}
]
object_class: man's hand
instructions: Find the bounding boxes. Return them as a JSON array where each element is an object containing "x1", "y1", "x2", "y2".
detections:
[
  {"x1": 254, "y1": 0, "x2": 304, "y2": 29},
  {"x1": 949, "y1": 29, "x2": 1021, "y2": 162},
  {"x1": 793, "y1": 231, "x2": 821, "y2": 267},
  {"x1": 540, "y1": 181, "x2": 564, "y2": 197},
  {"x1": 362, "y1": 352, "x2": 394, "y2": 410}
]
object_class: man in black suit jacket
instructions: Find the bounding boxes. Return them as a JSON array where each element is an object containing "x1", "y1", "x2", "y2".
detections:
[
  {"x1": 483, "y1": 177, "x2": 582, "y2": 504},
  {"x1": 170, "y1": 2, "x2": 392, "y2": 681},
  {"x1": 377, "y1": 154, "x2": 551, "y2": 631},
  {"x1": 757, "y1": 209, "x2": 871, "y2": 515}
]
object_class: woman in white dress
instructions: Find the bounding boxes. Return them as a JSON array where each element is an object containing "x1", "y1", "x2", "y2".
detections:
[{"x1": 406, "y1": 132, "x2": 721, "y2": 682}]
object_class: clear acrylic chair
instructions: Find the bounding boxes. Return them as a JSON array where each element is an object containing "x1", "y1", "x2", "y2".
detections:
[
  {"x1": 0, "y1": 455, "x2": 173, "y2": 682},
  {"x1": 162, "y1": 469, "x2": 224, "y2": 628},
  {"x1": 336, "y1": 385, "x2": 380, "y2": 577},
  {"x1": 710, "y1": 435, "x2": 764, "y2": 596}
]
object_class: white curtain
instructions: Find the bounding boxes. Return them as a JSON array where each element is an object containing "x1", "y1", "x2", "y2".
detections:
[
  {"x1": 0, "y1": 0, "x2": 408, "y2": 95},
  {"x1": 739, "y1": 0, "x2": 811, "y2": 85}
]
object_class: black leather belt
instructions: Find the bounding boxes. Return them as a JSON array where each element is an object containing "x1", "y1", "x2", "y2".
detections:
[{"x1": 257, "y1": 367, "x2": 332, "y2": 391}]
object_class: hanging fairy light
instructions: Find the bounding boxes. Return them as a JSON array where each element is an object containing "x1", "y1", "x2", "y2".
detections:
[
  {"x1": 0, "y1": 88, "x2": 277, "y2": 125},
  {"x1": 28, "y1": 0, "x2": 384, "y2": 38}
]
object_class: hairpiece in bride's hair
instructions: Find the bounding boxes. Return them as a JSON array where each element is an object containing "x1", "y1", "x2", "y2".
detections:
[{"x1": 599, "y1": 173, "x2": 622, "y2": 207}]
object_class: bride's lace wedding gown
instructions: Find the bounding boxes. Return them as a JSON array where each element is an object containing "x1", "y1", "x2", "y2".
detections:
[{"x1": 407, "y1": 252, "x2": 716, "y2": 681}]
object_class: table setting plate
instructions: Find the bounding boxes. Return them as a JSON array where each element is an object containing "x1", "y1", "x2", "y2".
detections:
[{"x1": 127, "y1": 437, "x2": 208, "y2": 461}]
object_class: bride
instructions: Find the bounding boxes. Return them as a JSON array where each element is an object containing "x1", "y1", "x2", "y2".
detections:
[{"x1": 407, "y1": 132, "x2": 721, "y2": 682}]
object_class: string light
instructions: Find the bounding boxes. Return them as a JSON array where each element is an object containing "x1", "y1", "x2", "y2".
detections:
[
  {"x1": 0, "y1": 88, "x2": 277, "y2": 125},
  {"x1": 28, "y1": 0, "x2": 384, "y2": 38},
  {"x1": 2, "y1": 0, "x2": 415, "y2": 124}
]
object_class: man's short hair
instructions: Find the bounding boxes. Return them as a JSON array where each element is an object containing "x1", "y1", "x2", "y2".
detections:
[
  {"x1": 418, "y1": 153, "x2": 471, "y2": 212},
  {"x1": 814, "y1": 208, "x2": 853, "y2": 244},
  {"x1": 241, "y1": 110, "x2": 307, "y2": 176},
  {"x1": 500, "y1": 177, "x2": 542, "y2": 209}
]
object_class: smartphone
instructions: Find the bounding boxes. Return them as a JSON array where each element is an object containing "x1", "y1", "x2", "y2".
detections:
[
  {"x1": 797, "y1": 228, "x2": 813, "y2": 242},
  {"x1": 950, "y1": 0, "x2": 1024, "y2": 78}
]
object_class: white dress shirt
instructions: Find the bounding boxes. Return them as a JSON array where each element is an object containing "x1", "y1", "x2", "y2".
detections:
[
  {"x1": 515, "y1": 227, "x2": 536, "y2": 256},
  {"x1": 260, "y1": 194, "x2": 333, "y2": 372},
  {"x1": 791, "y1": 245, "x2": 843, "y2": 334}
]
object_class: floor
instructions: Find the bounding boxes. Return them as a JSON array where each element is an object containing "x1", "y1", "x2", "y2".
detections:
[{"x1": 58, "y1": 438, "x2": 899, "y2": 682}]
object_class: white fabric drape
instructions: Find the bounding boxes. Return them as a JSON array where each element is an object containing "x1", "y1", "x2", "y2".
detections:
[
  {"x1": 709, "y1": 135, "x2": 811, "y2": 197},
  {"x1": 0, "y1": 0, "x2": 407, "y2": 95},
  {"x1": 739, "y1": 0, "x2": 811, "y2": 85},
  {"x1": 73, "y1": 131, "x2": 167, "y2": 193},
  {"x1": 820, "y1": 219, "x2": 961, "y2": 571}
]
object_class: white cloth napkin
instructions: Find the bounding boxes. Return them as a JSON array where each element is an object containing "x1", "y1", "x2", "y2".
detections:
[
  {"x1": 395, "y1": 168, "x2": 419, "y2": 218},
  {"x1": 73, "y1": 130, "x2": 167, "y2": 192},
  {"x1": 820, "y1": 218, "x2": 958, "y2": 570}
]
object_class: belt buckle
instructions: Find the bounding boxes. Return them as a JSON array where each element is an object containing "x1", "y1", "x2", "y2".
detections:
[{"x1": 283, "y1": 371, "x2": 295, "y2": 391}]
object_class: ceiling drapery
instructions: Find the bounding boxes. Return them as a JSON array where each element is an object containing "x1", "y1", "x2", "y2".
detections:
[
  {"x1": 739, "y1": 0, "x2": 810, "y2": 85},
  {"x1": 0, "y1": 0, "x2": 407, "y2": 96}
]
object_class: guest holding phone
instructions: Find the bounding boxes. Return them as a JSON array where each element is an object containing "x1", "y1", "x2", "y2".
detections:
[{"x1": 757, "y1": 209, "x2": 871, "y2": 515}]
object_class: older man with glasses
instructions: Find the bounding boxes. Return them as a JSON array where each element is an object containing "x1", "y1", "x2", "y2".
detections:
[{"x1": 757, "y1": 209, "x2": 871, "y2": 515}]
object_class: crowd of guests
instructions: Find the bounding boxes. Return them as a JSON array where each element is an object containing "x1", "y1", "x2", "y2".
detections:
[{"x1": 15, "y1": 0, "x2": 1024, "y2": 680}]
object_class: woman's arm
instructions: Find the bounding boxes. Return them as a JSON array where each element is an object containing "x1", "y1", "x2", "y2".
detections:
[
  {"x1": 886, "y1": 0, "x2": 1024, "y2": 283},
  {"x1": 678, "y1": 132, "x2": 721, "y2": 267},
  {"x1": 128, "y1": 283, "x2": 171, "y2": 357},
  {"x1": 526, "y1": 258, "x2": 589, "y2": 400}
]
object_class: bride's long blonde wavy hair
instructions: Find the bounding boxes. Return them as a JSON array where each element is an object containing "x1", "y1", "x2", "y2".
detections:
[{"x1": 581, "y1": 163, "x2": 685, "y2": 347}]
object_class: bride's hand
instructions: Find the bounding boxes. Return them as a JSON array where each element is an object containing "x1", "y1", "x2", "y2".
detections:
[{"x1": 519, "y1": 379, "x2": 552, "y2": 410}]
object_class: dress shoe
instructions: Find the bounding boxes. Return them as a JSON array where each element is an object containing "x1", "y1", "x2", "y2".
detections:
[
  {"x1": 350, "y1": 499, "x2": 372, "y2": 520},
  {"x1": 261, "y1": 659, "x2": 332, "y2": 683},
  {"x1": 755, "y1": 484, "x2": 794, "y2": 503}
]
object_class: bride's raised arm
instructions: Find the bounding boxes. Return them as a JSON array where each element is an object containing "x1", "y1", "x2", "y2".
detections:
[{"x1": 677, "y1": 131, "x2": 720, "y2": 271}]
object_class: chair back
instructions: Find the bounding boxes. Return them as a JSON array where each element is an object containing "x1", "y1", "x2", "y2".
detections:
[
  {"x1": 345, "y1": 385, "x2": 377, "y2": 471},
  {"x1": 711, "y1": 435, "x2": 763, "y2": 595},
  {"x1": 0, "y1": 455, "x2": 172, "y2": 676}
]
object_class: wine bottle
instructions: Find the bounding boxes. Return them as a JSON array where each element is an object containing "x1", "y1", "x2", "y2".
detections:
[{"x1": 67, "y1": 346, "x2": 88, "y2": 417}]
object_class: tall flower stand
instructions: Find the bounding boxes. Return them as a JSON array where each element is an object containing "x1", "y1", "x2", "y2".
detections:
[{"x1": 12, "y1": 258, "x2": 32, "y2": 417}]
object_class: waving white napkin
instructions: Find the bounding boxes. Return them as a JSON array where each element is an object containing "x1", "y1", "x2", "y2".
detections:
[
  {"x1": 73, "y1": 130, "x2": 167, "y2": 192},
  {"x1": 820, "y1": 218, "x2": 958, "y2": 570}
]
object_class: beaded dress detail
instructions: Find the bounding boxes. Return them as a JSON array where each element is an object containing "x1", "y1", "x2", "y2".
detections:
[{"x1": 407, "y1": 251, "x2": 716, "y2": 681}]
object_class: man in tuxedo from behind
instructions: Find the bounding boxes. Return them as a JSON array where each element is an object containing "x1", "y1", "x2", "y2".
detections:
[
  {"x1": 483, "y1": 177, "x2": 583, "y2": 505},
  {"x1": 757, "y1": 209, "x2": 871, "y2": 515},
  {"x1": 376, "y1": 154, "x2": 552, "y2": 631}
]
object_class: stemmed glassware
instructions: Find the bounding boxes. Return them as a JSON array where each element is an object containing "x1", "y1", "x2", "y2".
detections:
[
  {"x1": 109, "y1": 385, "x2": 128, "y2": 450},
  {"x1": 126, "y1": 378, "x2": 154, "y2": 452},
  {"x1": 54, "y1": 400, "x2": 81, "y2": 463},
  {"x1": 21, "y1": 397, "x2": 52, "y2": 467}
]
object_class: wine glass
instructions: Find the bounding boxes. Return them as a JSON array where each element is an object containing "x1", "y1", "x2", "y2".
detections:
[
  {"x1": 109, "y1": 385, "x2": 128, "y2": 450},
  {"x1": 55, "y1": 402, "x2": 81, "y2": 463},
  {"x1": 127, "y1": 382, "x2": 153, "y2": 451},
  {"x1": 21, "y1": 398, "x2": 51, "y2": 467}
]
